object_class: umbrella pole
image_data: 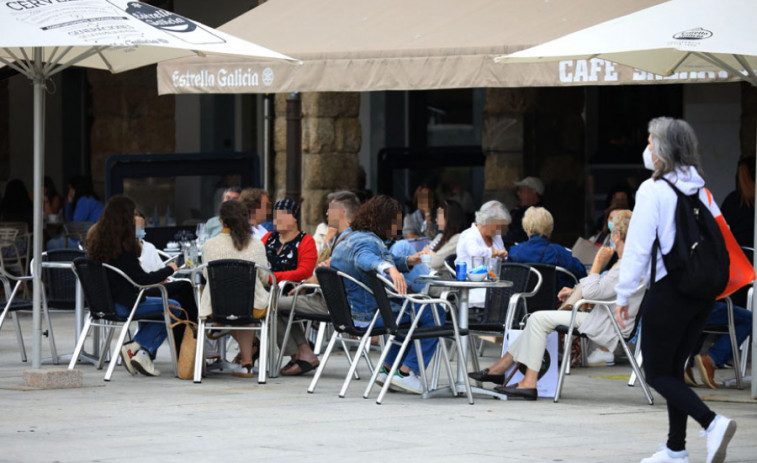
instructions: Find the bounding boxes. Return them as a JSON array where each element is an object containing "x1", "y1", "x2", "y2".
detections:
[{"x1": 31, "y1": 48, "x2": 45, "y2": 370}]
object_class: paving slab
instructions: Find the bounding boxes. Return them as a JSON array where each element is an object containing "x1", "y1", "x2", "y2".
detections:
[{"x1": 1, "y1": 312, "x2": 755, "y2": 463}]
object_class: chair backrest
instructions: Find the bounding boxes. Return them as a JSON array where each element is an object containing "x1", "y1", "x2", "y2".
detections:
[
  {"x1": 72, "y1": 257, "x2": 118, "y2": 320},
  {"x1": 444, "y1": 253, "x2": 457, "y2": 276},
  {"x1": 315, "y1": 266, "x2": 363, "y2": 334},
  {"x1": 206, "y1": 259, "x2": 259, "y2": 325},
  {"x1": 525, "y1": 263, "x2": 562, "y2": 313},
  {"x1": 0, "y1": 227, "x2": 18, "y2": 243},
  {"x1": 44, "y1": 249, "x2": 86, "y2": 306},
  {"x1": 0, "y1": 222, "x2": 27, "y2": 235},
  {"x1": 365, "y1": 271, "x2": 399, "y2": 332},
  {"x1": 481, "y1": 263, "x2": 533, "y2": 325}
]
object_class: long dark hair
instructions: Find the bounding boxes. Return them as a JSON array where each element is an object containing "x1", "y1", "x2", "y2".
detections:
[
  {"x1": 435, "y1": 200, "x2": 466, "y2": 250},
  {"x1": 219, "y1": 200, "x2": 251, "y2": 251},
  {"x1": 69, "y1": 175, "x2": 97, "y2": 206},
  {"x1": 87, "y1": 195, "x2": 138, "y2": 263},
  {"x1": 0, "y1": 179, "x2": 32, "y2": 220},
  {"x1": 350, "y1": 195, "x2": 401, "y2": 241}
]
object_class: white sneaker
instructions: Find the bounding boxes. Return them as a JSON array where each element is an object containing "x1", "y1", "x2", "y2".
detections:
[
  {"x1": 120, "y1": 341, "x2": 139, "y2": 376},
  {"x1": 704, "y1": 415, "x2": 737, "y2": 463},
  {"x1": 375, "y1": 366, "x2": 388, "y2": 386},
  {"x1": 587, "y1": 348, "x2": 615, "y2": 366},
  {"x1": 390, "y1": 370, "x2": 424, "y2": 394},
  {"x1": 130, "y1": 349, "x2": 161, "y2": 377},
  {"x1": 640, "y1": 446, "x2": 690, "y2": 463}
]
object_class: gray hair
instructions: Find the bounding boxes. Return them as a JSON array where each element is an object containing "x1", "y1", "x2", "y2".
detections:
[
  {"x1": 327, "y1": 190, "x2": 361, "y2": 220},
  {"x1": 648, "y1": 117, "x2": 704, "y2": 180},
  {"x1": 475, "y1": 200, "x2": 511, "y2": 225}
]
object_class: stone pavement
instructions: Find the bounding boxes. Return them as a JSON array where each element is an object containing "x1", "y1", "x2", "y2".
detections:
[{"x1": 0, "y1": 312, "x2": 755, "y2": 463}]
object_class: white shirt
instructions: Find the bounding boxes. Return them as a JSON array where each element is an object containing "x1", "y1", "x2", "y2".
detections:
[
  {"x1": 251, "y1": 224, "x2": 268, "y2": 240},
  {"x1": 139, "y1": 240, "x2": 165, "y2": 273},
  {"x1": 455, "y1": 223, "x2": 505, "y2": 307},
  {"x1": 616, "y1": 166, "x2": 721, "y2": 306}
]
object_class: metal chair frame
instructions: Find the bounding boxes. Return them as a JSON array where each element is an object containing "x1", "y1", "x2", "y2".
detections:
[
  {"x1": 0, "y1": 265, "x2": 43, "y2": 362},
  {"x1": 67, "y1": 259, "x2": 177, "y2": 382}
]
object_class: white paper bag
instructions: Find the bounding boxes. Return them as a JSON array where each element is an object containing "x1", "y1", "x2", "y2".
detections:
[{"x1": 502, "y1": 329, "x2": 558, "y2": 398}]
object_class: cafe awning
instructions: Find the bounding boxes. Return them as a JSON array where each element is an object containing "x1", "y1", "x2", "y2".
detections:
[{"x1": 157, "y1": 0, "x2": 739, "y2": 94}]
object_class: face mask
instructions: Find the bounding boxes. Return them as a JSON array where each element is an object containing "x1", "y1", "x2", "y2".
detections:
[
  {"x1": 607, "y1": 221, "x2": 613, "y2": 232},
  {"x1": 642, "y1": 146, "x2": 655, "y2": 171},
  {"x1": 136, "y1": 229, "x2": 146, "y2": 241}
]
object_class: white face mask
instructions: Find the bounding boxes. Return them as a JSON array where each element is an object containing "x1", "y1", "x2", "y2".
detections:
[{"x1": 642, "y1": 146, "x2": 655, "y2": 171}]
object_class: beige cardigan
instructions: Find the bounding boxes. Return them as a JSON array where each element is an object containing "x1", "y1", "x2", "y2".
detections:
[{"x1": 199, "y1": 233, "x2": 271, "y2": 319}]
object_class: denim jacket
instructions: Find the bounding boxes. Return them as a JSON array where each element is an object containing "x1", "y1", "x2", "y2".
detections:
[{"x1": 330, "y1": 228, "x2": 410, "y2": 323}]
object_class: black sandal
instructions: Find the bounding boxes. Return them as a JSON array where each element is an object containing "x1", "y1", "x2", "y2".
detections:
[
  {"x1": 280, "y1": 359, "x2": 320, "y2": 376},
  {"x1": 468, "y1": 368, "x2": 505, "y2": 384}
]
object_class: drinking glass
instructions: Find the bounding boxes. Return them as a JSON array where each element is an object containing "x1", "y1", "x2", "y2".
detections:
[
  {"x1": 471, "y1": 256, "x2": 485, "y2": 270},
  {"x1": 486, "y1": 257, "x2": 501, "y2": 281}
]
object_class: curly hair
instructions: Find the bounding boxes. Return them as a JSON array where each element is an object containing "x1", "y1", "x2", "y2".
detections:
[
  {"x1": 219, "y1": 200, "x2": 251, "y2": 251},
  {"x1": 87, "y1": 195, "x2": 139, "y2": 263},
  {"x1": 349, "y1": 195, "x2": 401, "y2": 241}
]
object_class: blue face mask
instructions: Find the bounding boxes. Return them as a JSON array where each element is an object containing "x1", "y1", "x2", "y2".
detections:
[
  {"x1": 136, "y1": 229, "x2": 146, "y2": 241},
  {"x1": 607, "y1": 221, "x2": 613, "y2": 232}
]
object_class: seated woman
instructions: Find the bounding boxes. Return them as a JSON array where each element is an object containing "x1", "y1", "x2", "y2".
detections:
[
  {"x1": 403, "y1": 184, "x2": 437, "y2": 239},
  {"x1": 200, "y1": 200, "x2": 271, "y2": 378},
  {"x1": 262, "y1": 199, "x2": 317, "y2": 284},
  {"x1": 65, "y1": 175, "x2": 103, "y2": 223},
  {"x1": 456, "y1": 200, "x2": 510, "y2": 307},
  {"x1": 86, "y1": 196, "x2": 182, "y2": 377},
  {"x1": 425, "y1": 199, "x2": 467, "y2": 273},
  {"x1": 507, "y1": 206, "x2": 587, "y2": 291},
  {"x1": 330, "y1": 195, "x2": 437, "y2": 395},
  {"x1": 468, "y1": 210, "x2": 644, "y2": 400}
]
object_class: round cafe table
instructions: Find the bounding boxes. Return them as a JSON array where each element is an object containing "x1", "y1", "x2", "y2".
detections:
[{"x1": 420, "y1": 276, "x2": 512, "y2": 400}]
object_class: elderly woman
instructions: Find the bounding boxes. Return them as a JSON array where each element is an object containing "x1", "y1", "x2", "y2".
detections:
[
  {"x1": 468, "y1": 210, "x2": 643, "y2": 400},
  {"x1": 507, "y1": 206, "x2": 587, "y2": 291},
  {"x1": 331, "y1": 195, "x2": 439, "y2": 395},
  {"x1": 456, "y1": 200, "x2": 510, "y2": 307},
  {"x1": 200, "y1": 200, "x2": 270, "y2": 378},
  {"x1": 616, "y1": 118, "x2": 736, "y2": 463}
]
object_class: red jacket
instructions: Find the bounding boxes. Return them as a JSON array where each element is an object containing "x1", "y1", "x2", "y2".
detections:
[{"x1": 262, "y1": 231, "x2": 317, "y2": 283}]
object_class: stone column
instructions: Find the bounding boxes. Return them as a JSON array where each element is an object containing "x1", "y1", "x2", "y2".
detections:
[
  {"x1": 88, "y1": 66, "x2": 175, "y2": 197},
  {"x1": 274, "y1": 92, "x2": 361, "y2": 233},
  {"x1": 481, "y1": 88, "x2": 537, "y2": 210}
]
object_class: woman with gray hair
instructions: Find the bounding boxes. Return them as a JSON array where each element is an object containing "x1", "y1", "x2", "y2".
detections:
[
  {"x1": 455, "y1": 200, "x2": 510, "y2": 307},
  {"x1": 616, "y1": 117, "x2": 735, "y2": 463}
]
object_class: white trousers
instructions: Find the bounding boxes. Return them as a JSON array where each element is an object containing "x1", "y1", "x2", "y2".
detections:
[{"x1": 507, "y1": 310, "x2": 588, "y2": 372}]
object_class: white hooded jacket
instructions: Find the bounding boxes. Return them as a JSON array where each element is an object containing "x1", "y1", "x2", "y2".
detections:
[{"x1": 616, "y1": 166, "x2": 721, "y2": 306}]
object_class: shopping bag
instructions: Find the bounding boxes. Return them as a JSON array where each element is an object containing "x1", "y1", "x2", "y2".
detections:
[
  {"x1": 502, "y1": 329, "x2": 558, "y2": 398},
  {"x1": 168, "y1": 304, "x2": 198, "y2": 380},
  {"x1": 715, "y1": 215, "x2": 756, "y2": 300}
]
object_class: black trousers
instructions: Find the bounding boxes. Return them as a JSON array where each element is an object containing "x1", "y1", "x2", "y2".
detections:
[
  {"x1": 641, "y1": 276, "x2": 717, "y2": 451},
  {"x1": 146, "y1": 280, "x2": 198, "y2": 355}
]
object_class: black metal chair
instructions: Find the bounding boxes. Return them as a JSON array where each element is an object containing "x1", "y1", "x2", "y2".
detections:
[
  {"x1": 700, "y1": 296, "x2": 745, "y2": 389},
  {"x1": 443, "y1": 253, "x2": 457, "y2": 277},
  {"x1": 193, "y1": 259, "x2": 276, "y2": 384},
  {"x1": 67, "y1": 257, "x2": 176, "y2": 381},
  {"x1": 43, "y1": 250, "x2": 85, "y2": 311},
  {"x1": 466, "y1": 263, "x2": 542, "y2": 374},
  {"x1": 307, "y1": 267, "x2": 390, "y2": 397},
  {"x1": 0, "y1": 265, "x2": 36, "y2": 362},
  {"x1": 365, "y1": 271, "x2": 473, "y2": 404}
]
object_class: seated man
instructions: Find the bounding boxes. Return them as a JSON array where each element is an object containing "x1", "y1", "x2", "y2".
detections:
[
  {"x1": 239, "y1": 188, "x2": 271, "y2": 240},
  {"x1": 276, "y1": 191, "x2": 361, "y2": 376},
  {"x1": 204, "y1": 186, "x2": 241, "y2": 239},
  {"x1": 688, "y1": 300, "x2": 753, "y2": 389}
]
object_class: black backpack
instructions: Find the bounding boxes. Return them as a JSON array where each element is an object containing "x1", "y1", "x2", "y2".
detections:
[{"x1": 652, "y1": 177, "x2": 729, "y2": 301}]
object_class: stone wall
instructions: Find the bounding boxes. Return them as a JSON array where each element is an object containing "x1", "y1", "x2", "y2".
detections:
[
  {"x1": 274, "y1": 92, "x2": 361, "y2": 233},
  {"x1": 88, "y1": 66, "x2": 175, "y2": 196}
]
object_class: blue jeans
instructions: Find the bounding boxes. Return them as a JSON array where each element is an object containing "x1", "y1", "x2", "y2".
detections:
[
  {"x1": 115, "y1": 297, "x2": 181, "y2": 357},
  {"x1": 375, "y1": 303, "x2": 443, "y2": 375},
  {"x1": 703, "y1": 301, "x2": 753, "y2": 366}
]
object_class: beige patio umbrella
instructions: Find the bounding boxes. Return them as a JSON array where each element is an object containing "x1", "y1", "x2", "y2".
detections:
[
  {"x1": 0, "y1": 0, "x2": 296, "y2": 370},
  {"x1": 497, "y1": 0, "x2": 757, "y2": 397}
]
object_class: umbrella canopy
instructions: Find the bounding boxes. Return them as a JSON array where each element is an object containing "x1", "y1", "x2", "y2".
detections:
[
  {"x1": 154, "y1": 0, "x2": 747, "y2": 95},
  {"x1": 0, "y1": 0, "x2": 295, "y2": 372},
  {"x1": 497, "y1": 0, "x2": 757, "y2": 398},
  {"x1": 497, "y1": 0, "x2": 757, "y2": 85}
]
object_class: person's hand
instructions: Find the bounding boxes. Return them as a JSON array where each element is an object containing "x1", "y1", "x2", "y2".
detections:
[
  {"x1": 387, "y1": 267, "x2": 407, "y2": 295},
  {"x1": 594, "y1": 246, "x2": 614, "y2": 266},
  {"x1": 167, "y1": 262, "x2": 179, "y2": 272},
  {"x1": 615, "y1": 305, "x2": 629, "y2": 329},
  {"x1": 492, "y1": 248, "x2": 508, "y2": 258},
  {"x1": 324, "y1": 226, "x2": 338, "y2": 243},
  {"x1": 407, "y1": 251, "x2": 423, "y2": 266},
  {"x1": 557, "y1": 287, "x2": 573, "y2": 303},
  {"x1": 318, "y1": 258, "x2": 331, "y2": 267}
]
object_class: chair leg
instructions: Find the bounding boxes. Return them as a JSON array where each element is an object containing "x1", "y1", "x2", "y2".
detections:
[
  {"x1": 376, "y1": 337, "x2": 406, "y2": 404},
  {"x1": 275, "y1": 310, "x2": 297, "y2": 374},
  {"x1": 11, "y1": 312, "x2": 27, "y2": 362},
  {"x1": 363, "y1": 334, "x2": 395, "y2": 399},
  {"x1": 727, "y1": 322, "x2": 744, "y2": 389},
  {"x1": 308, "y1": 330, "x2": 339, "y2": 394},
  {"x1": 43, "y1": 301, "x2": 58, "y2": 364},
  {"x1": 436, "y1": 337, "x2": 458, "y2": 397},
  {"x1": 98, "y1": 325, "x2": 116, "y2": 370},
  {"x1": 338, "y1": 337, "x2": 361, "y2": 381},
  {"x1": 257, "y1": 321, "x2": 269, "y2": 384},
  {"x1": 68, "y1": 316, "x2": 92, "y2": 369},
  {"x1": 194, "y1": 319, "x2": 206, "y2": 383},
  {"x1": 339, "y1": 333, "x2": 372, "y2": 398},
  {"x1": 313, "y1": 322, "x2": 328, "y2": 355},
  {"x1": 628, "y1": 332, "x2": 643, "y2": 387},
  {"x1": 104, "y1": 321, "x2": 133, "y2": 381},
  {"x1": 451, "y1": 330, "x2": 474, "y2": 404},
  {"x1": 554, "y1": 331, "x2": 573, "y2": 403}
]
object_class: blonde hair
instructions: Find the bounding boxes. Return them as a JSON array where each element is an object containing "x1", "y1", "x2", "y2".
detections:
[
  {"x1": 610, "y1": 209, "x2": 632, "y2": 241},
  {"x1": 522, "y1": 206, "x2": 553, "y2": 238}
]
